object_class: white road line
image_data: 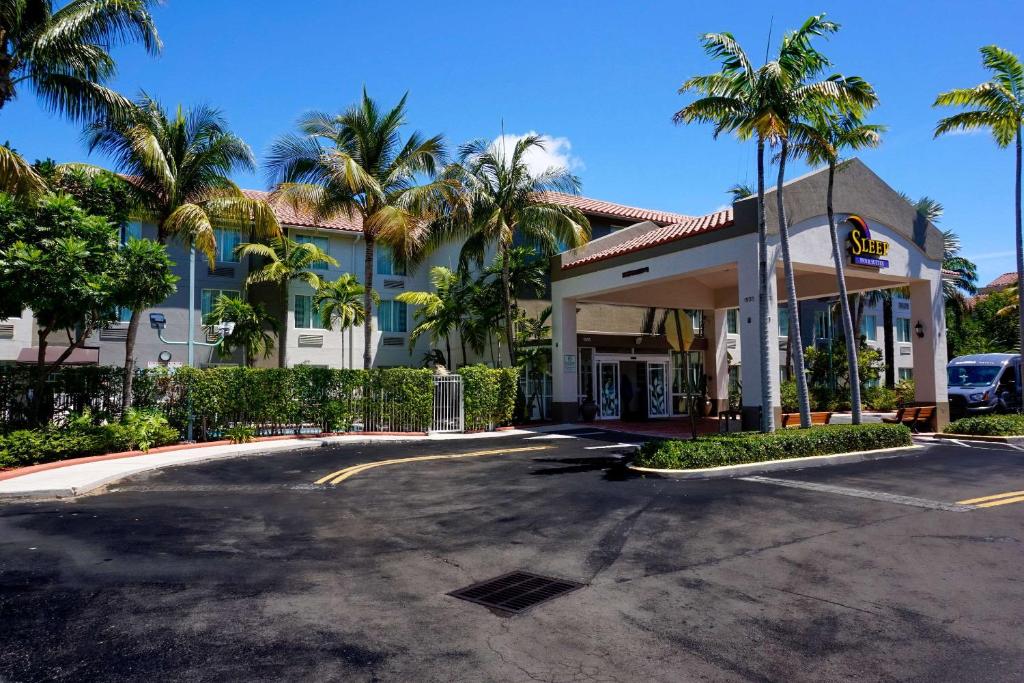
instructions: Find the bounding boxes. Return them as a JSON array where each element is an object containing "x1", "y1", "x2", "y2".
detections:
[
  {"x1": 584, "y1": 443, "x2": 640, "y2": 450},
  {"x1": 739, "y1": 476, "x2": 976, "y2": 512},
  {"x1": 524, "y1": 434, "x2": 579, "y2": 440}
]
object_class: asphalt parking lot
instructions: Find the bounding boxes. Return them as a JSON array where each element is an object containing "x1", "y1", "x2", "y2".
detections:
[{"x1": 2, "y1": 428, "x2": 1023, "y2": 682}]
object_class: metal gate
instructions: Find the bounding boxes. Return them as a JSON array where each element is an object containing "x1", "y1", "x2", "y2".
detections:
[{"x1": 431, "y1": 374, "x2": 464, "y2": 433}]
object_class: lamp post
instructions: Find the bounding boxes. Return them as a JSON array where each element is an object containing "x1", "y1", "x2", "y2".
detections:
[{"x1": 149, "y1": 310, "x2": 234, "y2": 441}]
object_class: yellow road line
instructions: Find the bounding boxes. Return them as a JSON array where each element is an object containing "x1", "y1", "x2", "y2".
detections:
[
  {"x1": 957, "y1": 490, "x2": 1024, "y2": 505},
  {"x1": 314, "y1": 445, "x2": 553, "y2": 485},
  {"x1": 972, "y1": 495, "x2": 1024, "y2": 509}
]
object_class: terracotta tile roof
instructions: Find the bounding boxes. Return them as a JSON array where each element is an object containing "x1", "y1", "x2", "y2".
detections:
[
  {"x1": 562, "y1": 208, "x2": 735, "y2": 270},
  {"x1": 241, "y1": 189, "x2": 363, "y2": 233},
  {"x1": 983, "y1": 272, "x2": 1018, "y2": 289},
  {"x1": 533, "y1": 192, "x2": 692, "y2": 226}
]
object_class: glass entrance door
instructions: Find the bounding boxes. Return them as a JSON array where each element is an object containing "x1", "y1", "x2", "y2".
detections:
[
  {"x1": 597, "y1": 361, "x2": 620, "y2": 419},
  {"x1": 647, "y1": 362, "x2": 670, "y2": 417}
]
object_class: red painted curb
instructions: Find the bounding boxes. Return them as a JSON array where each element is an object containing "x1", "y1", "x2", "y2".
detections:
[{"x1": 0, "y1": 430, "x2": 430, "y2": 482}]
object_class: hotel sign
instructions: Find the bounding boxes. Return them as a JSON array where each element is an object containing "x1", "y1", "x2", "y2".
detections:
[{"x1": 846, "y1": 215, "x2": 889, "y2": 268}]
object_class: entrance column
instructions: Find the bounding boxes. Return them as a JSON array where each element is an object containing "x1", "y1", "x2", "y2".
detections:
[
  {"x1": 551, "y1": 292, "x2": 578, "y2": 422},
  {"x1": 910, "y1": 274, "x2": 950, "y2": 430},
  {"x1": 738, "y1": 245, "x2": 781, "y2": 429},
  {"x1": 707, "y1": 309, "x2": 729, "y2": 414}
]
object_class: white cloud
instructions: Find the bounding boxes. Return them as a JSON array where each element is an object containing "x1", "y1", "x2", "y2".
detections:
[{"x1": 489, "y1": 131, "x2": 584, "y2": 176}]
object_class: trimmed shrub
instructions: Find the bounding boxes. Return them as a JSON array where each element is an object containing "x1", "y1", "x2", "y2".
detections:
[
  {"x1": 945, "y1": 414, "x2": 1024, "y2": 436},
  {"x1": 780, "y1": 380, "x2": 798, "y2": 413},
  {"x1": 460, "y1": 365, "x2": 520, "y2": 429},
  {"x1": 633, "y1": 423, "x2": 913, "y2": 470}
]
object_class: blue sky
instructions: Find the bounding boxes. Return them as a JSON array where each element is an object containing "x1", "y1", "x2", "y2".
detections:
[{"x1": 5, "y1": 0, "x2": 1023, "y2": 285}]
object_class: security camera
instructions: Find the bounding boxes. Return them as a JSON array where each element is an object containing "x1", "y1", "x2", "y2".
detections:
[{"x1": 149, "y1": 312, "x2": 167, "y2": 330}]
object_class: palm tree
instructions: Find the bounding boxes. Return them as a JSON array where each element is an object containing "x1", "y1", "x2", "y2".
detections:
[
  {"x1": 237, "y1": 235, "x2": 337, "y2": 367},
  {"x1": 935, "y1": 45, "x2": 1024, "y2": 376},
  {"x1": 0, "y1": 0, "x2": 161, "y2": 195},
  {"x1": 901, "y1": 196, "x2": 979, "y2": 309},
  {"x1": 438, "y1": 135, "x2": 589, "y2": 365},
  {"x1": 766, "y1": 16, "x2": 878, "y2": 428},
  {"x1": 675, "y1": 30, "x2": 789, "y2": 432},
  {"x1": 791, "y1": 112, "x2": 884, "y2": 422},
  {"x1": 315, "y1": 273, "x2": 372, "y2": 368},
  {"x1": 396, "y1": 266, "x2": 463, "y2": 368},
  {"x1": 266, "y1": 90, "x2": 454, "y2": 370},
  {"x1": 728, "y1": 183, "x2": 754, "y2": 200},
  {"x1": 204, "y1": 295, "x2": 280, "y2": 367}
]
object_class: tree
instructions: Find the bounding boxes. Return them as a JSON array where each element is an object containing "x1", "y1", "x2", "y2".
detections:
[
  {"x1": 438, "y1": 135, "x2": 589, "y2": 365},
  {"x1": 0, "y1": 192, "x2": 121, "y2": 423},
  {"x1": 237, "y1": 235, "x2": 336, "y2": 367},
  {"x1": 935, "y1": 45, "x2": 1024, "y2": 380},
  {"x1": 0, "y1": 0, "x2": 161, "y2": 195},
  {"x1": 83, "y1": 95, "x2": 280, "y2": 263},
  {"x1": 314, "y1": 273, "x2": 373, "y2": 368},
  {"x1": 112, "y1": 237, "x2": 177, "y2": 409},
  {"x1": 396, "y1": 266, "x2": 463, "y2": 368},
  {"x1": 727, "y1": 183, "x2": 754, "y2": 200},
  {"x1": 203, "y1": 295, "x2": 280, "y2": 367},
  {"x1": 267, "y1": 90, "x2": 454, "y2": 370}
]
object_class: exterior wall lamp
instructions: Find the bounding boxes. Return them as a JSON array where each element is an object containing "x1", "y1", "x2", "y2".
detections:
[{"x1": 914, "y1": 321, "x2": 925, "y2": 339}]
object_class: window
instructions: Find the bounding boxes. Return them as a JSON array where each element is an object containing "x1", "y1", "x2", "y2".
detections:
[
  {"x1": 895, "y1": 318, "x2": 911, "y2": 343},
  {"x1": 378, "y1": 300, "x2": 408, "y2": 333},
  {"x1": 898, "y1": 368, "x2": 913, "y2": 382},
  {"x1": 376, "y1": 245, "x2": 406, "y2": 276},
  {"x1": 201, "y1": 289, "x2": 240, "y2": 317},
  {"x1": 296, "y1": 234, "x2": 329, "y2": 270},
  {"x1": 777, "y1": 306, "x2": 790, "y2": 337},
  {"x1": 671, "y1": 351, "x2": 704, "y2": 415},
  {"x1": 813, "y1": 310, "x2": 831, "y2": 340},
  {"x1": 295, "y1": 294, "x2": 326, "y2": 329},
  {"x1": 861, "y1": 315, "x2": 877, "y2": 342},
  {"x1": 578, "y1": 347, "x2": 595, "y2": 401},
  {"x1": 215, "y1": 228, "x2": 241, "y2": 263},
  {"x1": 688, "y1": 310, "x2": 704, "y2": 336},
  {"x1": 122, "y1": 221, "x2": 142, "y2": 244},
  {"x1": 727, "y1": 309, "x2": 738, "y2": 335}
]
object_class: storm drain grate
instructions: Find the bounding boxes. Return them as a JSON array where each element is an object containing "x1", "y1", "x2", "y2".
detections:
[{"x1": 448, "y1": 571, "x2": 585, "y2": 614}]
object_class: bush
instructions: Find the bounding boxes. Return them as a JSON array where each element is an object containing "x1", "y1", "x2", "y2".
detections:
[
  {"x1": 460, "y1": 365, "x2": 521, "y2": 430},
  {"x1": 223, "y1": 424, "x2": 256, "y2": 444},
  {"x1": 780, "y1": 380, "x2": 798, "y2": 413},
  {"x1": 108, "y1": 409, "x2": 179, "y2": 452},
  {"x1": 864, "y1": 386, "x2": 898, "y2": 412},
  {"x1": 945, "y1": 414, "x2": 1024, "y2": 436},
  {"x1": 633, "y1": 424, "x2": 913, "y2": 470}
]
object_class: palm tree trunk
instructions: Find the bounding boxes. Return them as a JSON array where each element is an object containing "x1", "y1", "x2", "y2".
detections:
[
  {"x1": 445, "y1": 336, "x2": 452, "y2": 370},
  {"x1": 756, "y1": 136, "x2": 775, "y2": 432},
  {"x1": 776, "y1": 139, "x2": 812, "y2": 429},
  {"x1": 883, "y1": 295, "x2": 895, "y2": 388},
  {"x1": 121, "y1": 309, "x2": 141, "y2": 412},
  {"x1": 279, "y1": 284, "x2": 288, "y2": 368},
  {"x1": 827, "y1": 163, "x2": 862, "y2": 424},
  {"x1": 363, "y1": 238, "x2": 374, "y2": 370},
  {"x1": 500, "y1": 242, "x2": 516, "y2": 368},
  {"x1": 460, "y1": 330, "x2": 468, "y2": 368},
  {"x1": 1015, "y1": 126, "x2": 1023, "y2": 371}
]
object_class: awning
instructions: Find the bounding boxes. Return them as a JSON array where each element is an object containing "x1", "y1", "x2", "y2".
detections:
[{"x1": 16, "y1": 347, "x2": 100, "y2": 365}]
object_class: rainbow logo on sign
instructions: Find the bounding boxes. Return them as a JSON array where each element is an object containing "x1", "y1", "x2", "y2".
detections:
[{"x1": 846, "y1": 215, "x2": 890, "y2": 268}]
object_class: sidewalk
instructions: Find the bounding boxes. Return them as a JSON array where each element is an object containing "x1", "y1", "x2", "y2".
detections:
[{"x1": 0, "y1": 429, "x2": 532, "y2": 501}]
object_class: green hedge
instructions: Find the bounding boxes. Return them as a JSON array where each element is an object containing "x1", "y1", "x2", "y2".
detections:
[
  {"x1": 945, "y1": 414, "x2": 1024, "y2": 436},
  {"x1": 633, "y1": 424, "x2": 913, "y2": 470},
  {"x1": 0, "y1": 409, "x2": 179, "y2": 469},
  {"x1": 460, "y1": 365, "x2": 519, "y2": 430}
]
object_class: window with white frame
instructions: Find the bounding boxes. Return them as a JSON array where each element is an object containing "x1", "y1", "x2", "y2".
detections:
[
  {"x1": 376, "y1": 244, "x2": 406, "y2": 276},
  {"x1": 214, "y1": 227, "x2": 241, "y2": 263},
  {"x1": 861, "y1": 314, "x2": 878, "y2": 342},
  {"x1": 727, "y1": 309, "x2": 738, "y2": 335},
  {"x1": 201, "y1": 289, "x2": 240, "y2": 317},
  {"x1": 813, "y1": 310, "x2": 831, "y2": 340},
  {"x1": 898, "y1": 368, "x2": 913, "y2": 381},
  {"x1": 378, "y1": 300, "x2": 408, "y2": 333},
  {"x1": 294, "y1": 294, "x2": 327, "y2": 329},
  {"x1": 296, "y1": 234, "x2": 329, "y2": 270},
  {"x1": 895, "y1": 317, "x2": 911, "y2": 343}
]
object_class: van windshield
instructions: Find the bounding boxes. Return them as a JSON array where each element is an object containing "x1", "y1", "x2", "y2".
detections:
[{"x1": 947, "y1": 365, "x2": 1002, "y2": 388}]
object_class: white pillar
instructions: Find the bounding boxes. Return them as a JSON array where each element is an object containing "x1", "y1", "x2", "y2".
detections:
[
  {"x1": 707, "y1": 309, "x2": 730, "y2": 414},
  {"x1": 738, "y1": 242, "x2": 780, "y2": 429},
  {"x1": 551, "y1": 291, "x2": 578, "y2": 422},
  {"x1": 910, "y1": 274, "x2": 949, "y2": 429}
]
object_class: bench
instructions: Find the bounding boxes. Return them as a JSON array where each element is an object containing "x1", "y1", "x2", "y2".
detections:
[
  {"x1": 780, "y1": 411, "x2": 832, "y2": 428},
  {"x1": 882, "y1": 405, "x2": 936, "y2": 433}
]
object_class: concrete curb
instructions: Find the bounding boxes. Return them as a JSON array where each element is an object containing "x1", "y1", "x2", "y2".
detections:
[
  {"x1": 933, "y1": 433, "x2": 1024, "y2": 444},
  {"x1": 626, "y1": 444, "x2": 924, "y2": 480}
]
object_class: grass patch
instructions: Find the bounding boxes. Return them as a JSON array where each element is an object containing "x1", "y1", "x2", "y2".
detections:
[
  {"x1": 633, "y1": 424, "x2": 913, "y2": 470},
  {"x1": 945, "y1": 414, "x2": 1024, "y2": 437}
]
